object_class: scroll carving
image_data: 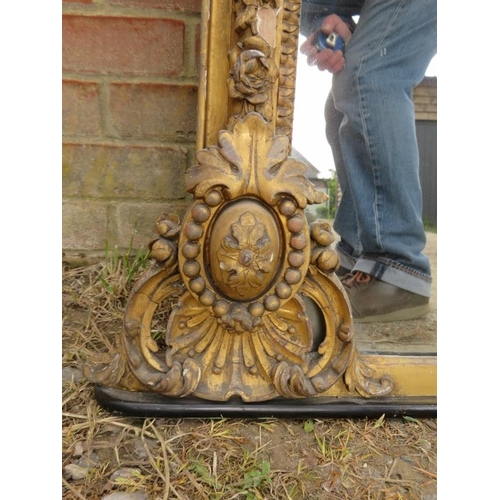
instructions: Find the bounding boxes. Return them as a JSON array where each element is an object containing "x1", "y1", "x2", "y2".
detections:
[{"x1": 84, "y1": 0, "x2": 394, "y2": 402}]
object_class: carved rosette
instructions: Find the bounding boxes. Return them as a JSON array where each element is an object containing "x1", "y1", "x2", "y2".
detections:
[{"x1": 228, "y1": 35, "x2": 279, "y2": 123}]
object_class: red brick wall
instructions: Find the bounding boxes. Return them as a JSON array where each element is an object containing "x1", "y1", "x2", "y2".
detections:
[{"x1": 62, "y1": 0, "x2": 201, "y2": 261}]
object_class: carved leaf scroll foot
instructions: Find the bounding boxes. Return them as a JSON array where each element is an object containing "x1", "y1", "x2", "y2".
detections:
[{"x1": 84, "y1": 111, "x2": 394, "y2": 403}]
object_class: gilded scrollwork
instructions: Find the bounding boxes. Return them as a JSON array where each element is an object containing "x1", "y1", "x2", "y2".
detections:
[
  {"x1": 309, "y1": 220, "x2": 341, "y2": 274},
  {"x1": 84, "y1": 0, "x2": 395, "y2": 404},
  {"x1": 85, "y1": 110, "x2": 394, "y2": 402}
]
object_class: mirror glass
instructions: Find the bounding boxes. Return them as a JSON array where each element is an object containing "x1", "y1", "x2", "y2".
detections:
[{"x1": 292, "y1": 27, "x2": 437, "y2": 356}]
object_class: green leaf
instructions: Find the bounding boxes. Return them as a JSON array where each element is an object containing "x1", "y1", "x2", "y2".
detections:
[
  {"x1": 98, "y1": 275, "x2": 114, "y2": 294},
  {"x1": 372, "y1": 414, "x2": 385, "y2": 429},
  {"x1": 304, "y1": 419, "x2": 314, "y2": 433},
  {"x1": 261, "y1": 460, "x2": 271, "y2": 476},
  {"x1": 403, "y1": 416, "x2": 421, "y2": 424}
]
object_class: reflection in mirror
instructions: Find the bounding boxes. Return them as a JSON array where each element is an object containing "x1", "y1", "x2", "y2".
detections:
[
  {"x1": 292, "y1": 18, "x2": 437, "y2": 355},
  {"x1": 79, "y1": 0, "x2": 437, "y2": 416}
]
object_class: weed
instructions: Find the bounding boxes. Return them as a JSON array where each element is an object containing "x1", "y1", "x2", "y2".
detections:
[
  {"x1": 188, "y1": 459, "x2": 219, "y2": 490},
  {"x1": 372, "y1": 413, "x2": 386, "y2": 429},
  {"x1": 242, "y1": 460, "x2": 271, "y2": 499},
  {"x1": 99, "y1": 232, "x2": 151, "y2": 295}
]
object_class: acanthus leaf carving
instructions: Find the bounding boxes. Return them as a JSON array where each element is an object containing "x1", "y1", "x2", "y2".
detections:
[
  {"x1": 186, "y1": 146, "x2": 243, "y2": 199},
  {"x1": 84, "y1": 108, "x2": 394, "y2": 402},
  {"x1": 262, "y1": 157, "x2": 329, "y2": 208},
  {"x1": 83, "y1": 0, "x2": 395, "y2": 405},
  {"x1": 188, "y1": 112, "x2": 326, "y2": 210}
]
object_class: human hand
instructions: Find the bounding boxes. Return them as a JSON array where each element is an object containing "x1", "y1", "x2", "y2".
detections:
[{"x1": 300, "y1": 14, "x2": 353, "y2": 74}]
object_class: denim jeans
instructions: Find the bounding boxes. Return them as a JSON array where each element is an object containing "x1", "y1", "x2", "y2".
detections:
[{"x1": 307, "y1": 0, "x2": 437, "y2": 297}]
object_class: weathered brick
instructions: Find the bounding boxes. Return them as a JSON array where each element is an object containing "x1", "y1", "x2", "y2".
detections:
[
  {"x1": 108, "y1": 83, "x2": 198, "y2": 140},
  {"x1": 105, "y1": 0, "x2": 201, "y2": 11},
  {"x1": 114, "y1": 200, "x2": 190, "y2": 249},
  {"x1": 63, "y1": 80, "x2": 101, "y2": 136},
  {"x1": 62, "y1": 201, "x2": 109, "y2": 249},
  {"x1": 62, "y1": 143, "x2": 188, "y2": 199},
  {"x1": 62, "y1": 15, "x2": 185, "y2": 76}
]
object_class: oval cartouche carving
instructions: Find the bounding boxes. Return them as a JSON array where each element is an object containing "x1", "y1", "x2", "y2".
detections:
[{"x1": 210, "y1": 200, "x2": 281, "y2": 300}]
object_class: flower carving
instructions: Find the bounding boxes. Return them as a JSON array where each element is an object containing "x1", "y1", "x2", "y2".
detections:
[
  {"x1": 217, "y1": 211, "x2": 274, "y2": 296},
  {"x1": 228, "y1": 36, "x2": 279, "y2": 120}
]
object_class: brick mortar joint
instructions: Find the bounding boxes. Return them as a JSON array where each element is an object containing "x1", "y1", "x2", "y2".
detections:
[
  {"x1": 62, "y1": 5, "x2": 201, "y2": 21},
  {"x1": 62, "y1": 74, "x2": 200, "y2": 86},
  {"x1": 63, "y1": 197, "x2": 191, "y2": 203},
  {"x1": 62, "y1": 138, "x2": 194, "y2": 149}
]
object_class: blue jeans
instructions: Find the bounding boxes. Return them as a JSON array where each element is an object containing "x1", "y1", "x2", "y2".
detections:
[{"x1": 315, "y1": 0, "x2": 437, "y2": 297}]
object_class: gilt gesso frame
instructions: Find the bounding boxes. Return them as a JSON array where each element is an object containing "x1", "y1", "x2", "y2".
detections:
[{"x1": 85, "y1": 0, "x2": 436, "y2": 417}]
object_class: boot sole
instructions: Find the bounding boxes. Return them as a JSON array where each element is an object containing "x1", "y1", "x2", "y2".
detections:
[{"x1": 354, "y1": 303, "x2": 431, "y2": 323}]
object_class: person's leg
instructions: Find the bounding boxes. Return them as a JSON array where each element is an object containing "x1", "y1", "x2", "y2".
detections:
[
  {"x1": 330, "y1": 0, "x2": 436, "y2": 315},
  {"x1": 324, "y1": 90, "x2": 360, "y2": 273},
  {"x1": 302, "y1": 2, "x2": 367, "y2": 274}
]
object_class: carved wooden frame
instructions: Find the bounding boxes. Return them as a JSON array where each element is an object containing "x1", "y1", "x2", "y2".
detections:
[{"x1": 85, "y1": 0, "x2": 436, "y2": 416}]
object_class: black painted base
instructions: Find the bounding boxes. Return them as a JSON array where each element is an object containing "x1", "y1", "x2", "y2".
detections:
[{"x1": 95, "y1": 386, "x2": 437, "y2": 419}]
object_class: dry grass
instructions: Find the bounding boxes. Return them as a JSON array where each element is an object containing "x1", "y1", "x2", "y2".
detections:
[{"x1": 62, "y1": 258, "x2": 437, "y2": 500}]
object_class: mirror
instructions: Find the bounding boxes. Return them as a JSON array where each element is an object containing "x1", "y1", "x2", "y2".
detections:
[
  {"x1": 291, "y1": 14, "x2": 437, "y2": 357},
  {"x1": 85, "y1": 0, "x2": 436, "y2": 416}
]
